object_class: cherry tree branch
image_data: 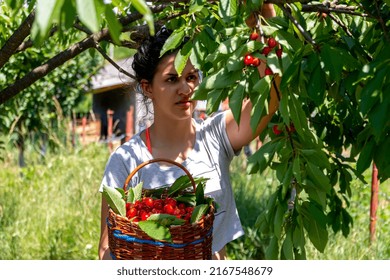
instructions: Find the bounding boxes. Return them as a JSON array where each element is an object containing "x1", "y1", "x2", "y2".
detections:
[
  {"x1": 0, "y1": 11, "x2": 35, "y2": 68},
  {"x1": 0, "y1": 4, "x2": 172, "y2": 105},
  {"x1": 279, "y1": 4, "x2": 317, "y2": 46},
  {"x1": 94, "y1": 42, "x2": 136, "y2": 80}
]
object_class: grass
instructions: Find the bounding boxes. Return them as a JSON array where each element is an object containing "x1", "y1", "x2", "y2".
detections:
[
  {"x1": 0, "y1": 141, "x2": 389, "y2": 260},
  {"x1": 0, "y1": 143, "x2": 109, "y2": 260}
]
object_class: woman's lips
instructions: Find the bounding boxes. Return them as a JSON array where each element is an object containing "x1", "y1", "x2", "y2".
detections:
[{"x1": 176, "y1": 100, "x2": 192, "y2": 108}]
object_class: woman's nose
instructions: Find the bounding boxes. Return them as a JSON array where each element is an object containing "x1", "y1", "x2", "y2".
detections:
[{"x1": 178, "y1": 80, "x2": 192, "y2": 96}]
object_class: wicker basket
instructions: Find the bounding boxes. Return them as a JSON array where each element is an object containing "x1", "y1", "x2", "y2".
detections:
[{"x1": 107, "y1": 158, "x2": 214, "y2": 260}]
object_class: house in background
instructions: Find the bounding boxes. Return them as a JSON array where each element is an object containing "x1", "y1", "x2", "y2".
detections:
[{"x1": 90, "y1": 58, "x2": 139, "y2": 144}]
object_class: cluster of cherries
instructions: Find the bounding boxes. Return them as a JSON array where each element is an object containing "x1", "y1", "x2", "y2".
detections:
[
  {"x1": 244, "y1": 32, "x2": 283, "y2": 76},
  {"x1": 126, "y1": 196, "x2": 194, "y2": 223}
]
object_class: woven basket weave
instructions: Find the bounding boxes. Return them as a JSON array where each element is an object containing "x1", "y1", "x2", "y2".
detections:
[{"x1": 107, "y1": 158, "x2": 214, "y2": 260}]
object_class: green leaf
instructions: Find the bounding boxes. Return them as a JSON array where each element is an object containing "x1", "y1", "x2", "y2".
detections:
[
  {"x1": 127, "y1": 182, "x2": 146, "y2": 203},
  {"x1": 160, "y1": 28, "x2": 185, "y2": 57},
  {"x1": 228, "y1": 81, "x2": 245, "y2": 125},
  {"x1": 306, "y1": 162, "x2": 331, "y2": 193},
  {"x1": 250, "y1": 77, "x2": 271, "y2": 133},
  {"x1": 195, "y1": 180, "x2": 205, "y2": 205},
  {"x1": 304, "y1": 179, "x2": 327, "y2": 209},
  {"x1": 265, "y1": 236, "x2": 279, "y2": 260},
  {"x1": 292, "y1": 156, "x2": 301, "y2": 184},
  {"x1": 190, "y1": 204, "x2": 209, "y2": 223},
  {"x1": 219, "y1": 0, "x2": 237, "y2": 19},
  {"x1": 174, "y1": 41, "x2": 192, "y2": 76},
  {"x1": 293, "y1": 222, "x2": 305, "y2": 251},
  {"x1": 62, "y1": 1, "x2": 77, "y2": 29},
  {"x1": 167, "y1": 175, "x2": 193, "y2": 197},
  {"x1": 102, "y1": 185, "x2": 126, "y2": 217},
  {"x1": 281, "y1": 163, "x2": 293, "y2": 199},
  {"x1": 307, "y1": 64, "x2": 325, "y2": 105},
  {"x1": 279, "y1": 90, "x2": 290, "y2": 125},
  {"x1": 360, "y1": 68, "x2": 385, "y2": 115},
  {"x1": 214, "y1": 35, "x2": 243, "y2": 55},
  {"x1": 206, "y1": 88, "x2": 226, "y2": 114},
  {"x1": 282, "y1": 231, "x2": 294, "y2": 259},
  {"x1": 301, "y1": 149, "x2": 331, "y2": 169},
  {"x1": 300, "y1": 202, "x2": 328, "y2": 253},
  {"x1": 200, "y1": 68, "x2": 241, "y2": 91},
  {"x1": 176, "y1": 193, "x2": 196, "y2": 206},
  {"x1": 247, "y1": 140, "x2": 281, "y2": 174},
  {"x1": 105, "y1": 5, "x2": 122, "y2": 45},
  {"x1": 76, "y1": 0, "x2": 100, "y2": 33},
  {"x1": 289, "y1": 93, "x2": 309, "y2": 138},
  {"x1": 32, "y1": 0, "x2": 65, "y2": 44},
  {"x1": 131, "y1": 0, "x2": 154, "y2": 35},
  {"x1": 280, "y1": 49, "x2": 303, "y2": 90},
  {"x1": 147, "y1": 214, "x2": 185, "y2": 226},
  {"x1": 138, "y1": 220, "x2": 172, "y2": 242},
  {"x1": 320, "y1": 44, "x2": 357, "y2": 82},
  {"x1": 368, "y1": 91, "x2": 389, "y2": 140},
  {"x1": 274, "y1": 203, "x2": 286, "y2": 239},
  {"x1": 356, "y1": 140, "x2": 375, "y2": 174}
]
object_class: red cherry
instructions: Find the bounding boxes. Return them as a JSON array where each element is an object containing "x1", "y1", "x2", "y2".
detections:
[
  {"x1": 165, "y1": 197, "x2": 177, "y2": 207},
  {"x1": 272, "y1": 124, "x2": 282, "y2": 135},
  {"x1": 134, "y1": 200, "x2": 142, "y2": 209},
  {"x1": 265, "y1": 67, "x2": 273, "y2": 76},
  {"x1": 261, "y1": 46, "x2": 272, "y2": 56},
  {"x1": 143, "y1": 197, "x2": 154, "y2": 208},
  {"x1": 153, "y1": 200, "x2": 163, "y2": 210},
  {"x1": 127, "y1": 207, "x2": 138, "y2": 218},
  {"x1": 249, "y1": 32, "x2": 259, "y2": 40},
  {"x1": 178, "y1": 203, "x2": 186, "y2": 209},
  {"x1": 252, "y1": 57, "x2": 261, "y2": 67},
  {"x1": 244, "y1": 54, "x2": 254, "y2": 66},
  {"x1": 126, "y1": 203, "x2": 131, "y2": 211},
  {"x1": 276, "y1": 48, "x2": 283, "y2": 58},
  {"x1": 268, "y1": 37, "x2": 277, "y2": 48},
  {"x1": 140, "y1": 211, "x2": 150, "y2": 221},
  {"x1": 164, "y1": 204, "x2": 175, "y2": 215}
]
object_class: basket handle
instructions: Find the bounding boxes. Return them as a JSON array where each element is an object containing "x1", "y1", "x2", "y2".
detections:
[{"x1": 123, "y1": 158, "x2": 197, "y2": 192}]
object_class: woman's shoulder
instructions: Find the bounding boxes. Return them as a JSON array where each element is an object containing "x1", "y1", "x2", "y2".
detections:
[
  {"x1": 195, "y1": 111, "x2": 225, "y2": 127},
  {"x1": 110, "y1": 132, "x2": 146, "y2": 159}
]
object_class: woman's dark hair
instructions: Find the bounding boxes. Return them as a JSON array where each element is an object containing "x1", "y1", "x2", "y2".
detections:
[
  {"x1": 132, "y1": 27, "x2": 188, "y2": 83},
  {"x1": 132, "y1": 27, "x2": 172, "y2": 83}
]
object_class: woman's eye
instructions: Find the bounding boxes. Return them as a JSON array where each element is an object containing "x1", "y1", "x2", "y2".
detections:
[
  {"x1": 167, "y1": 77, "x2": 178, "y2": 82},
  {"x1": 187, "y1": 75, "x2": 198, "y2": 82}
]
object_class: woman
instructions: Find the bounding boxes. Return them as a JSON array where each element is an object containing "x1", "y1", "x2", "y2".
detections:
[{"x1": 99, "y1": 5, "x2": 278, "y2": 260}]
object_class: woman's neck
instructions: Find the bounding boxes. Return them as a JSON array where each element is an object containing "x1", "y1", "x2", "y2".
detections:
[
  {"x1": 151, "y1": 117, "x2": 194, "y2": 145},
  {"x1": 147, "y1": 117, "x2": 195, "y2": 162}
]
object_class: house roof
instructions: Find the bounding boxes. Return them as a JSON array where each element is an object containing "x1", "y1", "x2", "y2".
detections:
[{"x1": 91, "y1": 58, "x2": 135, "y2": 94}]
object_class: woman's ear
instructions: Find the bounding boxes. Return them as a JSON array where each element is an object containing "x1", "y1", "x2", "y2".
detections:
[{"x1": 140, "y1": 79, "x2": 153, "y2": 99}]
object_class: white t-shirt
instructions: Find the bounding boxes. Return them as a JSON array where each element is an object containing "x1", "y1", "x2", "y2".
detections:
[{"x1": 99, "y1": 111, "x2": 244, "y2": 254}]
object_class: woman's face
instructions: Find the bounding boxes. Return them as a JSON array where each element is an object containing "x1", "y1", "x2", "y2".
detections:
[{"x1": 142, "y1": 53, "x2": 200, "y2": 121}]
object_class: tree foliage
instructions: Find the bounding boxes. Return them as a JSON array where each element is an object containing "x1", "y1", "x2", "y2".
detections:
[
  {"x1": 1, "y1": 0, "x2": 389, "y2": 259},
  {"x1": 0, "y1": 1, "x2": 103, "y2": 153}
]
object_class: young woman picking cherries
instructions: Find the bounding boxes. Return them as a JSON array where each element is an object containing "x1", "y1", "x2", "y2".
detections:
[{"x1": 99, "y1": 4, "x2": 279, "y2": 260}]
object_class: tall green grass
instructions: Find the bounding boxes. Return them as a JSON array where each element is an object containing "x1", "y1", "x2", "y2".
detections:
[
  {"x1": 0, "y1": 142, "x2": 389, "y2": 259},
  {"x1": 0, "y1": 143, "x2": 108, "y2": 260}
]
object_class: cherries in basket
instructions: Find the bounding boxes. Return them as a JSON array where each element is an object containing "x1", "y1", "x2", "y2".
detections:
[{"x1": 126, "y1": 197, "x2": 195, "y2": 223}]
